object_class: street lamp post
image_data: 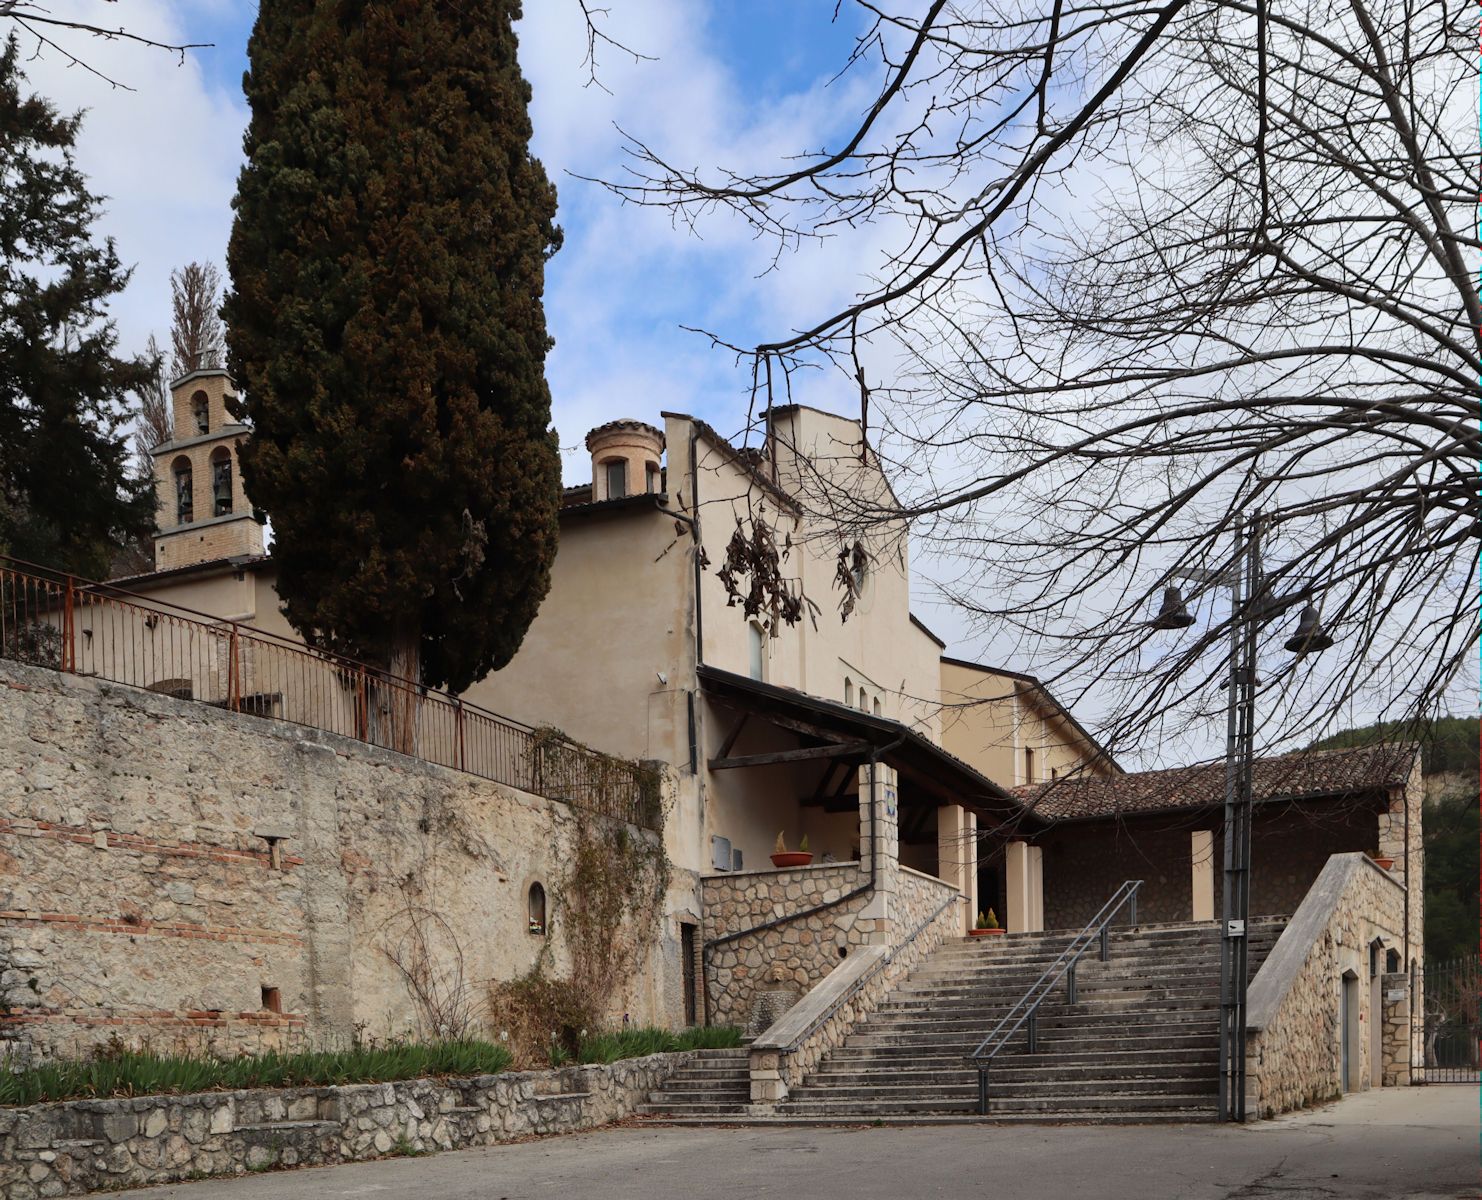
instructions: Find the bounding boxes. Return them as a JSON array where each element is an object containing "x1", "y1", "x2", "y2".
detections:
[{"x1": 1150, "y1": 516, "x2": 1333, "y2": 1122}]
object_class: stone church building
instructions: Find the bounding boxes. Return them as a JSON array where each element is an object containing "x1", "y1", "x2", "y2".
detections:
[{"x1": 0, "y1": 369, "x2": 1423, "y2": 1118}]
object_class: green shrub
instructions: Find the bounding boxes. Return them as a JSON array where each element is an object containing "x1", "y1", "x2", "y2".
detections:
[
  {"x1": 575, "y1": 1025, "x2": 742, "y2": 1064},
  {"x1": 0, "y1": 1039, "x2": 512, "y2": 1107}
]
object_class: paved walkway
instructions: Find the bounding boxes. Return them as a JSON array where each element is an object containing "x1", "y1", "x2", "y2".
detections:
[{"x1": 112, "y1": 1086, "x2": 1477, "y2": 1200}]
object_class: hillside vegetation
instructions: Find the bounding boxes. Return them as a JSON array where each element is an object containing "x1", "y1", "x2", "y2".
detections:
[{"x1": 1312, "y1": 717, "x2": 1477, "y2": 964}]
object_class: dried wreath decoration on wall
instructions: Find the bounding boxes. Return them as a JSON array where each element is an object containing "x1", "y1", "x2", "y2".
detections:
[{"x1": 716, "y1": 510, "x2": 818, "y2": 632}]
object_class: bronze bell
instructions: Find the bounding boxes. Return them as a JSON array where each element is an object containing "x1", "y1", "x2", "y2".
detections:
[
  {"x1": 1149, "y1": 586, "x2": 1196, "y2": 630},
  {"x1": 1284, "y1": 604, "x2": 1334, "y2": 654}
]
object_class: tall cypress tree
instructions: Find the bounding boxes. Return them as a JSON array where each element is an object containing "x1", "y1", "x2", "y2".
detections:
[
  {"x1": 0, "y1": 36, "x2": 154, "y2": 579},
  {"x1": 224, "y1": 0, "x2": 562, "y2": 698}
]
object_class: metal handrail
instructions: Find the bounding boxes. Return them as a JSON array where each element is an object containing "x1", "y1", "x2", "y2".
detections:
[
  {"x1": 967, "y1": 879, "x2": 1143, "y2": 1114},
  {"x1": 0, "y1": 553, "x2": 662, "y2": 830}
]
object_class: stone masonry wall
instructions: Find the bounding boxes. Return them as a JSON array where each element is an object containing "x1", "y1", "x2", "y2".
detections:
[
  {"x1": 0, "y1": 1053, "x2": 688, "y2": 1199},
  {"x1": 0, "y1": 662, "x2": 688, "y2": 1064},
  {"x1": 749, "y1": 870, "x2": 963, "y2": 1105},
  {"x1": 1244, "y1": 853, "x2": 1406, "y2": 1120},
  {"x1": 700, "y1": 863, "x2": 876, "y2": 1028}
]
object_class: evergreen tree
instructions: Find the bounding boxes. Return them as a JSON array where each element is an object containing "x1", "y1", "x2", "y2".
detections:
[
  {"x1": 0, "y1": 36, "x2": 153, "y2": 578},
  {"x1": 225, "y1": 0, "x2": 562, "y2": 700}
]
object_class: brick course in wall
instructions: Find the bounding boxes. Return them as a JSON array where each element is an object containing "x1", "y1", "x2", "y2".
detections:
[{"x1": 0, "y1": 662, "x2": 689, "y2": 1063}]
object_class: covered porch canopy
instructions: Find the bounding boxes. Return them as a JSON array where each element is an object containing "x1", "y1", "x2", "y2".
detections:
[{"x1": 698, "y1": 666, "x2": 1042, "y2": 926}]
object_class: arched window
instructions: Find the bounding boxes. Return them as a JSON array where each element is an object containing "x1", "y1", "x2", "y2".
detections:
[
  {"x1": 844, "y1": 677, "x2": 853, "y2": 706},
  {"x1": 211, "y1": 447, "x2": 233, "y2": 517},
  {"x1": 872, "y1": 697, "x2": 881, "y2": 717},
  {"x1": 172, "y1": 457, "x2": 193, "y2": 524},
  {"x1": 191, "y1": 391, "x2": 209, "y2": 435},
  {"x1": 527, "y1": 882, "x2": 546, "y2": 935},
  {"x1": 858, "y1": 689, "x2": 868, "y2": 713}
]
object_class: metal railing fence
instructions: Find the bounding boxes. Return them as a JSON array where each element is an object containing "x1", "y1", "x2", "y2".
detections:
[
  {"x1": 967, "y1": 879, "x2": 1143, "y2": 1114},
  {"x1": 0, "y1": 555, "x2": 661, "y2": 831},
  {"x1": 1414, "y1": 955, "x2": 1480, "y2": 1084}
]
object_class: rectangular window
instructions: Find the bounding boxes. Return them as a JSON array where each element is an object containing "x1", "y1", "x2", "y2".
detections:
[
  {"x1": 605, "y1": 459, "x2": 627, "y2": 499},
  {"x1": 260, "y1": 985, "x2": 282, "y2": 1014},
  {"x1": 748, "y1": 622, "x2": 766, "y2": 681},
  {"x1": 646, "y1": 463, "x2": 661, "y2": 493},
  {"x1": 1024, "y1": 745, "x2": 1037, "y2": 784}
]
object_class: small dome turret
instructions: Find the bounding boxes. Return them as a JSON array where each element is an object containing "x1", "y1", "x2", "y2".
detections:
[{"x1": 586, "y1": 419, "x2": 665, "y2": 500}]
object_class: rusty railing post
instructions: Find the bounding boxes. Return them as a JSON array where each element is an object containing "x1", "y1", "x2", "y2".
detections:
[
  {"x1": 61, "y1": 576, "x2": 76, "y2": 673},
  {"x1": 226, "y1": 625, "x2": 241, "y2": 711},
  {"x1": 356, "y1": 669, "x2": 369, "y2": 741}
]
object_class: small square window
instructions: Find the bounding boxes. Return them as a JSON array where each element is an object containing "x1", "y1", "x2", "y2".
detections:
[{"x1": 261, "y1": 986, "x2": 282, "y2": 1014}]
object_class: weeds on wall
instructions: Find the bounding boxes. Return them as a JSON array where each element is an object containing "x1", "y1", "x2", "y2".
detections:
[
  {"x1": 379, "y1": 881, "x2": 480, "y2": 1041},
  {"x1": 528, "y1": 725, "x2": 665, "y2": 829},
  {"x1": 489, "y1": 811, "x2": 671, "y2": 1067}
]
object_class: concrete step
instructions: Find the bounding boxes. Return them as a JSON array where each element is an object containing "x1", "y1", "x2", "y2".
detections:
[
  {"x1": 640, "y1": 1110, "x2": 1220, "y2": 1127},
  {"x1": 788, "y1": 1072, "x2": 1215, "y2": 1096},
  {"x1": 778, "y1": 1093, "x2": 1215, "y2": 1116},
  {"x1": 811, "y1": 1058, "x2": 1220, "y2": 1085}
]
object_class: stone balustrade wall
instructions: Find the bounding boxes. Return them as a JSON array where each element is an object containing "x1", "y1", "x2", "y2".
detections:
[
  {"x1": 1244, "y1": 853, "x2": 1408, "y2": 1120},
  {"x1": 701, "y1": 862, "x2": 877, "y2": 1027},
  {"x1": 0, "y1": 1054, "x2": 688, "y2": 1199},
  {"x1": 749, "y1": 870, "x2": 964, "y2": 1107}
]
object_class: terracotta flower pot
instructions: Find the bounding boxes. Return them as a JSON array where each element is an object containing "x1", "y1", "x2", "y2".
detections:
[
  {"x1": 969, "y1": 927, "x2": 1004, "y2": 937},
  {"x1": 770, "y1": 852, "x2": 814, "y2": 868},
  {"x1": 1372, "y1": 856, "x2": 1395, "y2": 871}
]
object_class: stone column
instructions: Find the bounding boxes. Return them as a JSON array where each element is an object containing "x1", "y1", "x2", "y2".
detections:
[
  {"x1": 1191, "y1": 830, "x2": 1215, "y2": 922},
  {"x1": 1005, "y1": 840, "x2": 1044, "y2": 934},
  {"x1": 936, "y1": 804, "x2": 976, "y2": 934},
  {"x1": 857, "y1": 762, "x2": 899, "y2": 940},
  {"x1": 1380, "y1": 971, "x2": 1411, "y2": 1087}
]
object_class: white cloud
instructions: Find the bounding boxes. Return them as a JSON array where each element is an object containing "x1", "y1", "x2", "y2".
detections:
[{"x1": 14, "y1": 0, "x2": 246, "y2": 362}]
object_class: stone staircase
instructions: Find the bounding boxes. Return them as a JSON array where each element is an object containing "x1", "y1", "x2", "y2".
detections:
[
  {"x1": 640, "y1": 919, "x2": 1286, "y2": 1124},
  {"x1": 635, "y1": 1047, "x2": 751, "y2": 1118}
]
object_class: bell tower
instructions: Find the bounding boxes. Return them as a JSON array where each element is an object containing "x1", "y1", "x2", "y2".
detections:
[{"x1": 150, "y1": 369, "x2": 264, "y2": 571}]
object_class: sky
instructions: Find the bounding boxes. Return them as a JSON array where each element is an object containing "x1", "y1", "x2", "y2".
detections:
[
  {"x1": 18, "y1": 4, "x2": 995, "y2": 624},
  {"x1": 12, "y1": 2, "x2": 1418, "y2": 768}
]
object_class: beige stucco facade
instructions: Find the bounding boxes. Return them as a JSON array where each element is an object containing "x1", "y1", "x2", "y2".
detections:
[{"x1": 939, "y1": 657, "x2": 1118, "y2": 787}]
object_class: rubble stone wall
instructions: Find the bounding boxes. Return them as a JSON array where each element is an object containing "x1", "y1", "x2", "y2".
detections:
[
  {"x1": 0, "y1": 1054, "x2": 687, "y2": 1199},
  {"x1": 1244, "y1": 853, "x2": 1407, "y2": 1120},
  {"x1": 700, "y1": 862, "x2": 876, "y2": 1027},
  {"x1": 749, "y1": 871, "x2": 963, "y2": 1105},
  {"x1": 0, "y1": 662, "x2": 687, "y2": 1064}
]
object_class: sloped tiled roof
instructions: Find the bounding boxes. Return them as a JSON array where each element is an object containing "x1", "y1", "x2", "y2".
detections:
[{"x1": 1016, "y1": 743, "x2": 1418, "y2": 822}]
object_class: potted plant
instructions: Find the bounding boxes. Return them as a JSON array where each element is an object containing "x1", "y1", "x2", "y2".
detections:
[
  {"x1": 770, "y1": 831, "x2": 813, "y2": 869},
  {"x1": 969, "y1": 909, "x2": 1004, "y2": 937},
  {"x1": 1371, "y1": 854, "x2": 1395, "y2": 871}
]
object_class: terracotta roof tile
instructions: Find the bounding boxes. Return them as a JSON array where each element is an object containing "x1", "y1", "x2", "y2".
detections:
[{"x1": 1016, "y1": 743, "x2": 1418, "y2": 822}]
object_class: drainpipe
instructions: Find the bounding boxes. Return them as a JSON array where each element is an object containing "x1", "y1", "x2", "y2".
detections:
[{"x1": 700, "y1": 734, "x2": 907, "y2": 1024}]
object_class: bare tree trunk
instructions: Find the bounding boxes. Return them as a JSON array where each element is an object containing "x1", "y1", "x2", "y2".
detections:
[{"x1": 382, "y1": 626, "x2": 422, "y2": 757}]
